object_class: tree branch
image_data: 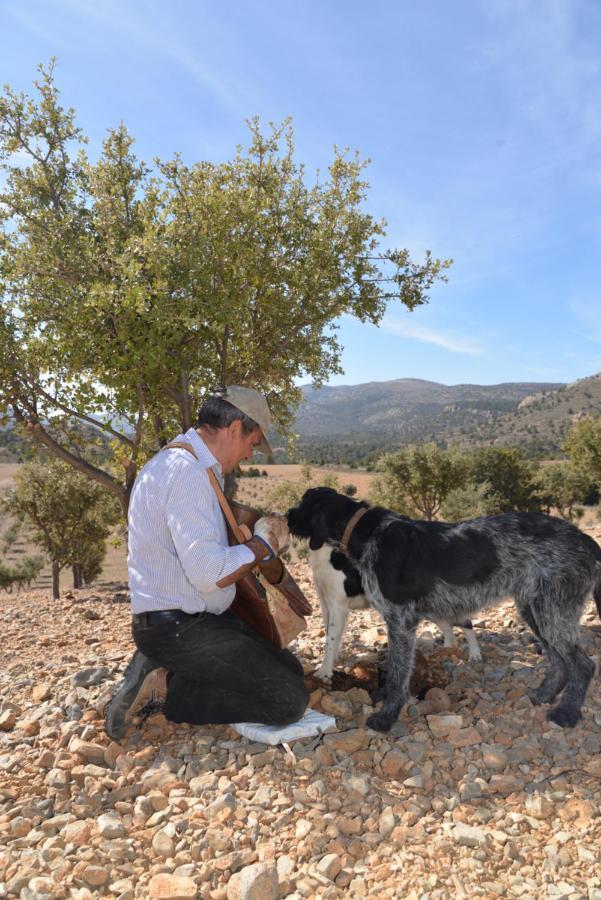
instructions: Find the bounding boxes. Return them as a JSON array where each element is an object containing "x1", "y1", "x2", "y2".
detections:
[{"x1": 12, "y1": 406, "x2": 124, "y2": 500}]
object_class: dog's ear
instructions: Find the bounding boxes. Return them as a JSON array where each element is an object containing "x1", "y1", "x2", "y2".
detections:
[{"x1": 308, "y1": 512, "x2": 328, "y2": 550}]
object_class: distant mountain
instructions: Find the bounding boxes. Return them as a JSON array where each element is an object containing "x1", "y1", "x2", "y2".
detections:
[
  {"x1": 286, "y1": 374, "x2": 601, "y2": 463},
  {"x1": 471, "y1": 372, "x2": 601, "y2": 453}
]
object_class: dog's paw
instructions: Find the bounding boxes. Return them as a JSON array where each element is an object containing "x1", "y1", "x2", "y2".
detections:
[
  {"x1": 366, "y1": 710, "x2": 395, "y2": 732},
  {"x1": 528, "y1": 687, "x2": 546, "y2": 707},
  {"x1": 546, "y1": 705, "x2": 581, "y2": 728},
  {"x1": 313, "y1": 665, "x2": 333, "y2": 683}
]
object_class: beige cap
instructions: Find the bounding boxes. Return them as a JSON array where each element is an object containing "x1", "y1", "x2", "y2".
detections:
[{"x1": 223, "y1": 385, "x2": 273, "y2": 456}]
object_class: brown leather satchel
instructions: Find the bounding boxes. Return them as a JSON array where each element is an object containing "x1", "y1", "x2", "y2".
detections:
[{"x1": 165, "y1": 442, "x2": 312, "y2": 648}]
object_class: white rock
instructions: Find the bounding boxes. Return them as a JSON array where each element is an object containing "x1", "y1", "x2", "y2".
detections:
[
  {"x1": 226, "y1": 861, "x2": 279, "y2": 900},
  {"x1": 316, "y1": 853, "x2": 342, "y2": 880},
  {"x1": 453, "y1": 822, "x2": 488, "y2": 848},
  {"x1": 152, "y1": 827, "x2": 176, "y2": 858},
  {"x1": 97, "y1": 813, "x2": 125, "y2": 839},
  {"x1": 276, "y1": 855, "x2": 295, "y2": 880},
  {"x1": 378, "y1": 806, "x2": 396, "y2": 837},
  {"x1": 346, "y1": 775, "x2": 370, "y2": 796},
  {"x1": 525, "y1": 793, "x2": 555, "y2": 820},
  {"x1": 295, "y1": 818, "x2": 312, "y2": 838},
  {"x1": 426, "y1": 714, "x2": 463, "y2": 737}
]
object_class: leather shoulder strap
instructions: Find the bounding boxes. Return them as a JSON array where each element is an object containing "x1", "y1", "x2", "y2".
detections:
[
  {"x1": 164, "y1": 440, "x2": 197, "y2": 457},
  {"x1": 163, "y1": 440, "x2": 248, "y2": 545},
  {"x1": 206, "y1": 469, "x2": 249, "y2": 544}
]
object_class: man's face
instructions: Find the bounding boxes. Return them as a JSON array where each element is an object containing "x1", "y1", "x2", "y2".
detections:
[{"x1": 222, "y1": 421, "x2": 264, "y2": 473}]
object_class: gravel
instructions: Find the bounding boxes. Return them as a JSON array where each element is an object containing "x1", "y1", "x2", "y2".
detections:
[{"x1": 1, "y1": 526, "x2": 601, "y2": 898}]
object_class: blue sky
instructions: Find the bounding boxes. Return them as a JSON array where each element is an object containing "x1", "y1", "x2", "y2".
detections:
[{"x1": 3, "y1": 0, "x2": 601, "y2": 387}]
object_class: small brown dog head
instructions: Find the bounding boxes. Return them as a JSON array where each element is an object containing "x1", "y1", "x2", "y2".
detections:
[{"x1": 254, "y1": 514, "x2": 290, "y2": 554}]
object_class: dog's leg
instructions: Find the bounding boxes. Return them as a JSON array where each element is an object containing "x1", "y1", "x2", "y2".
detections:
[
  {"x1": 520, "y1": 602, "x2": 568, "y2": 705},
  {"x1": 547, "y1": 644, "x2": 595, "y2": 727},
  {"x1": 367, "y1": 607, "x2": 417, "y2": 733},
  {"x1": 433, "y1": 618, "x2": 481, "y2": 661},
  {"x1": 433, "y1": 619, "x2": 456, "y2": 648},
  {"x1": 314, "y1": 597, "x2": 351, "y2": 682},
  {"x1": 460, "y1": 620, "x2": 482, "y2": 662},
  {"x1": 522, "y1": 596, "x2": 595, "y2": 726}
]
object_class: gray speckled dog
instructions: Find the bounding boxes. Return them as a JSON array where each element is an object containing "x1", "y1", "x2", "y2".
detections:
[{"x1": 288, "y1": 488, "x2": 600, "y2": 733}]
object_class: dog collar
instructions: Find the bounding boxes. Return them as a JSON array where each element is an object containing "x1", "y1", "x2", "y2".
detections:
[{"x1": 340, "y1": 506, "x2": 369, "y2": 551}]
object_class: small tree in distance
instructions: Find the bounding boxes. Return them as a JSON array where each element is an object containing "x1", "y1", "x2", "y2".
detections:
[
  {"x1": 369, "y1": 444, "x2": 467, "y2": 520},
  {"x1": 467, "y1": 447, "x2": 540, "y2": 512},
  {"x1": 440, "y1": 480, "x2": 505, "y2": 521},
  {"x1": 564, "y1": 417, "x2": 601, "y2": 487},
  {"x1": 536, "y1": 462, "x2": 591, "y2": 522},
  {"x1": 4, "y1": 458, "x2": 120, "y2": 598}
]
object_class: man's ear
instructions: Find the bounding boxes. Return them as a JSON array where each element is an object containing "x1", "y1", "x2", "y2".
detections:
[{"x1": 229, "y1": 419, "x2": 243, "y2": 439}]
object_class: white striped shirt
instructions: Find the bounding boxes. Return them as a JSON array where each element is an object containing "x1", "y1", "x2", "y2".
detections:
[{"x1": 128, "y1": 428, "x2": 255, "y2": 615}]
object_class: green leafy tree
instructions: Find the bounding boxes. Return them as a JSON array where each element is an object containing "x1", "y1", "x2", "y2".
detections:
[
  {"x1": 535, "y1": 462, "x2": 591, "y2": 521},
  {"x1": 369, "y1": 444, "x2": 467, "y2": 520},
  {"x1": 564, "y1": 417, "x2": 601, "y2": 487},
  {"x1": 467, "y1": 447, "x2": 540, "y2": 512},
  {"x1": 440, "y1": 480, "x2": 505, "y2": 521},
  {"x1": 0, "y1": 63, "x2": 450, "y2": 514},
  {"x1": 4, "y1": 458, "x2": 120, "y2": 598}
]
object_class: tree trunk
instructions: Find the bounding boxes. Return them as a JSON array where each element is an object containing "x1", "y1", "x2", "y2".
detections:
[
  {"x1": 73, "y1": 565, "x2": 82, "y2": 589},
  {"x1": 52, "y1": 561, "x2": 60, "y2": 599}
]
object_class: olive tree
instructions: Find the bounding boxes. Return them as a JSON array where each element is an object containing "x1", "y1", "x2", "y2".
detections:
[
  {"x1": 369, "y1": 444, "x2": 467, "y2": 520},
  {"x1": 467, "y1": 447, "x2": 540, "y2": 512},
  {"x1": 0, "y1": 63, "x2": 450, "y2": 514},
  {"x1": 536, "y1": 462, "x2": 591, "y2": 521},
  {"x1": 4, "y1": 458, "x2": 120, "y2": 598},
  {"x1": 564, "y1": 417, "x2": 601, "y2": 487}
]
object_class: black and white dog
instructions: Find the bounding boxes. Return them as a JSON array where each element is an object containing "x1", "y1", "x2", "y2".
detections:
[
  {"x1": 309, "y1": 545, "x2": 481, "y2": 682},
  {"x1": 288, "y1": 488, "x2": 600, "y2": 732}
]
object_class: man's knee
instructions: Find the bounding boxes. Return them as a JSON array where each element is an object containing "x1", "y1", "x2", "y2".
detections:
[{"x1": 273, "y1": 679, "x2": 309, "y2": 725}]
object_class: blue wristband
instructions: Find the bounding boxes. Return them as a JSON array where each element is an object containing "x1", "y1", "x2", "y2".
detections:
[{"x1": 254, "y1": 535, "x2": 276, "y2": 562}]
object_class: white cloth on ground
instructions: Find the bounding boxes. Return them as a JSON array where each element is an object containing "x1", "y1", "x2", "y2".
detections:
[{"x1": 230, "y1": 708, "x2": 337, "y2": 745}]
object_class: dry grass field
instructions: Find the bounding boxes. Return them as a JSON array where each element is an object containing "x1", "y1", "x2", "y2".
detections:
[{"x1": 236, "y1": 463, "x2": 374, "y2": 508}]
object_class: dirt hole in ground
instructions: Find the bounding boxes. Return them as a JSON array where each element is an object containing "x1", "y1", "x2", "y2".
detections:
[{"x1": 305, "y1": 647, "x2": 452, "y2": 698}]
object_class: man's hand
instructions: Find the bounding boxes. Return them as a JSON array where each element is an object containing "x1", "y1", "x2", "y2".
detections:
[{"x1": 254, "y1": 515, "x2": 289, "y2": 555}]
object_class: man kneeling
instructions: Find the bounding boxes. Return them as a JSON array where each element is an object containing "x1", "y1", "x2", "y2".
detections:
[{"x1": 105, "y1": 387, "x2": 308, "y2": 741}]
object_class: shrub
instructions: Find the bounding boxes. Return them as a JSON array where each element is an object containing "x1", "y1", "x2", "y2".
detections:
[
  {"x1": 265, "y1": 464, "x2": 339, "y2": 514},
  {"x1": 441, "y1": 481, "x2": 505, "y2": 521},
  {"x1": 369, "y1": 444, "x2": 467, "y2": 520}
]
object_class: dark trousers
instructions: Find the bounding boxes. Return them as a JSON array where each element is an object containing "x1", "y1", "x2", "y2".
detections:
[{"x1": 132, "y1": 609, "x2": 309, "y2": 726}]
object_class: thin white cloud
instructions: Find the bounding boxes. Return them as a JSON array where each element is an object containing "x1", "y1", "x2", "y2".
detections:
[
  {"x1": 569, "y1": 296, "x2": 601, "y2": 342},
  {"x1": 4, "y1": 3, "x2": 68, "y2": 46},
  {"x1": 381, "y1": 318, "x2": 484, "y2": 355},
  {"x1": 53, "y1": 0, "x2": 257, "y2": 118}
]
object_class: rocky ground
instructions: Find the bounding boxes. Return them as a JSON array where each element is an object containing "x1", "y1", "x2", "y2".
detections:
[{"x1": 1, "y1": 528, "x2": 601, "y2": 899}]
